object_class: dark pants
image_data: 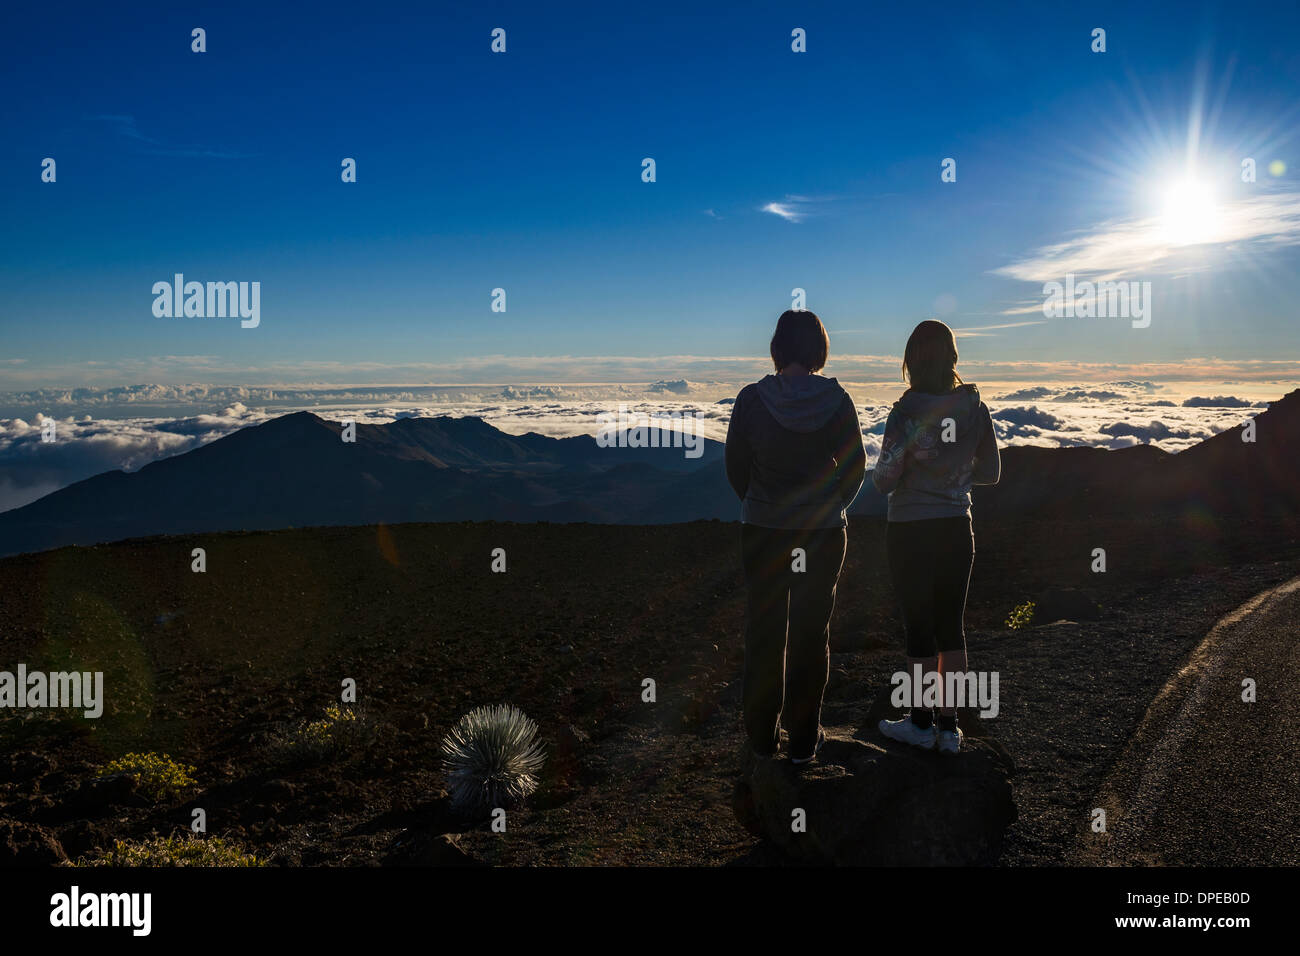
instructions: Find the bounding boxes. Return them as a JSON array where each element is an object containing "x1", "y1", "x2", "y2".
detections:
[
  {"x1": 741, "y1": 523, "x2": 847, "y2": 758},
  {"x1": 886, "y1": 516, "x2": 974, "y2": 657}
]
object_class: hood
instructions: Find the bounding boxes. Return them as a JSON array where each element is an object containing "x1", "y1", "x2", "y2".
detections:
[
  {"x1": 893, "y1": 384, "x2": 984, "y2": 460},
  {"x1": 895, "y1": 383, "x2": 981, "y2": 424},
  {"x1": 754, "y1": 374, "x2": 846, "y2": 433}
]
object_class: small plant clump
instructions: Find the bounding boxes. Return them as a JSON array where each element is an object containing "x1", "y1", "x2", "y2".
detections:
[
  {"x1": 441, "y1": 703, "x2": 547, "y2": 813},
  {"x1": 77, "y1": 834, "x2": 265, "y2": 867},
  {"x1": 97, "y1": 752, "x2": 197, "y2": 801},
  {"x1": 270, "y1": 704, "x2": 376, "y2": 762},
  {"x1": 1006, "y1": 601, "x2": 1036, "y2": 631}
]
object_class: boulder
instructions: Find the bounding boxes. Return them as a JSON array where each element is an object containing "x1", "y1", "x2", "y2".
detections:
[
  {"x1": 1034, "y1": 587, "x2": 1101, "y2": 623},
  {"x1": 734, "y1": 689, "x2": 1016, "y2": 865}
]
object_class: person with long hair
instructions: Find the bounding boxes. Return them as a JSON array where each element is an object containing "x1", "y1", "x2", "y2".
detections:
[
  {"x1": 872, "y1": 319, "x2": 1000, "y2": 755},
  {"x1": 725, "y1": 310, "x2": 866, "y2": 764}
]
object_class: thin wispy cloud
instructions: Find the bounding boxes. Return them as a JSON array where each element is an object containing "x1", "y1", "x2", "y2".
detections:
[
  {"x1": 92, "y1": 114, "x2": 254, "y2": 159},
  {"x1": 760, "y1": 194, "x2": 837, "y2": 223},
  {"x1": 762, "y1": 200, "x2": 806, "y2": 222},
  {"x1": 952, "y1": 319, "x2": 1048, "y2": 337},
  {"x1": 997, "y1": 300, "x2": 1055, "y2": 316},
  {"x1": 992, "y1": 191, "x2": 1300, "y2": 284}
]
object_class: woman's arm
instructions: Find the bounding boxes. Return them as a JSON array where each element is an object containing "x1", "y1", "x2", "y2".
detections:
[
  {"x1": 834, "y1": 396, "x2": 867, "y2": 509},
  {"x1": 871, "y1": 407, "x2": 907, "y2": 495},
  {"x1": 972, "y1": 403, "x2": 1001, "y2": 485},
  {"x1": 724, "y1": 391, "x2": 752, "y2": 500}
]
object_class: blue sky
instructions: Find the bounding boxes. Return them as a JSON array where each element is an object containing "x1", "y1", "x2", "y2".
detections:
[{"x1": 2, "y1": 0, "x2": 1299, "y2": 387}]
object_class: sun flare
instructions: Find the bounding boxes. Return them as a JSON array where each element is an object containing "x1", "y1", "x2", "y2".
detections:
[{"x1": 1159, "y1": 176, "x2": 1222, "y2": 245}]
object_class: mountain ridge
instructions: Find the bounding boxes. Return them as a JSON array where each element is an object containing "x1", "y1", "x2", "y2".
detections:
[{"x1": 0, "y1": 390, "x2": 1295, "y2": 558}]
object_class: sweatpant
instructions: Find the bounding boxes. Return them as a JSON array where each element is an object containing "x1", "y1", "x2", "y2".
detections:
[
  {"x1": 741, "y1": 523, "x2": 847, "y2": 758},
  {"x1": 885, "y1": 515, "x2": 974, "y2": 657}
]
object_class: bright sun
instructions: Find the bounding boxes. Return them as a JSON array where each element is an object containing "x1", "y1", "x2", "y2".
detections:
[{"x1": 1159, "y1": 176, "x2": 1221, "y2": 245}]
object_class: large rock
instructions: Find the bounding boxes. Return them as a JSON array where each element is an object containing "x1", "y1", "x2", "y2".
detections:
[{"x1": 734, "y1": 694, "x2": 1016, "y2": 865}]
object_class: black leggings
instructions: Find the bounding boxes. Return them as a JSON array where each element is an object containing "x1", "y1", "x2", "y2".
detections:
[
  {"x1": 741, "y1": 524, "x2": 847, "y2": 758},
  {"x1": 886, "y1": 516, "x2": 974, "y2": 657}
]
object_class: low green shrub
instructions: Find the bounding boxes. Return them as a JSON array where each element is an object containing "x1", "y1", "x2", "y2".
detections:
[
  {"x1": 1006, "y1": 601, "x2": 1036, "y2": 631},
  {"x1": 97, "y1": 752, "x2": 197, "y2": 801},
  {"x1": 78, "y1": 834, "x2": 264, "y2": 867},
  {"x1": 270, "y1": 704, "x2": 376, "y2": 762}
]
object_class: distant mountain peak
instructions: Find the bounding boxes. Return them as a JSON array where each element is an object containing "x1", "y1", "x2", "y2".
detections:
[{"x1": 2, "y1": 389, "x2": 1293, "y2": 561}]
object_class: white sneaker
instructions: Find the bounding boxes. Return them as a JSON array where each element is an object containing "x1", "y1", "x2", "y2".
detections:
[
  {"x1": 937, "y1": 726, "x2": 963, "y2": 755},
  {"x1": 878, "y1": 717, "x2": 937, "y2": 750}
]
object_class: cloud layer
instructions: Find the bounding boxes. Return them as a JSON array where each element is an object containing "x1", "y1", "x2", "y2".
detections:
[{"x1": 0, "y1": 380, "x2": 1277, "y2": 514}]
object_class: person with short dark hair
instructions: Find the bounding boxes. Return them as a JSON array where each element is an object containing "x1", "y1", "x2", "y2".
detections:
[
  {"x1": 725, "y1": 310, "x2": 866, "y2": 764},
  {"x1": 872, "y1": 320, "x2": 1000, "y2": 755}
]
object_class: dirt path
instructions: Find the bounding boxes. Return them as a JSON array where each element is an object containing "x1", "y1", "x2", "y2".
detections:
[{"x1": 1077, "y1": 576, "x2": 1300, "y2": 865}]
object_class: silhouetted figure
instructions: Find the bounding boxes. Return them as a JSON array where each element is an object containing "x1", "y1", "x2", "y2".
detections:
[
  {"x1": 725, "y1": 310, "x2": 866, "y2": 764},
  {"x1": 872, "y1": 320, "x2": 1000, "y2": 755}
]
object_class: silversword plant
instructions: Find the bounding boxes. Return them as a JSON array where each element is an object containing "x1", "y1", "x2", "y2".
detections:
[{"x1": 441, "y1": 703, "x2": 546, "y2": 813}]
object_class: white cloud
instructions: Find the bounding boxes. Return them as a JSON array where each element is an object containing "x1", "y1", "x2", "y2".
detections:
[
  {"x1": 951, "y1": 320, "x2": 1048, "y2": 337},
  {"x1": 992, "y1": 191, "x2": 1300, "y2": 284},
  {"x1": 762, "y1": 201, "x2": 805, "y2": 222},
  {"x1": 760, "y1": 194, "x2": 833, "y2": 223},
  {"x1": 1, "y1": 383, "x2": 1279, "y2": 514},
  {"x1": 5, "y1": 354, "x2": 1300, "y2": 393},
  {"x1": 0, "y1": 403, "x2": 265, "y2": 513}
]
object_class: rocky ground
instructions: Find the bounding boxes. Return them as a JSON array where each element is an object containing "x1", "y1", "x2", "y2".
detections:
[
  {"x1": 1, "y1": 516, "x2": 1297, "y2": 865},
  {"x1": 1076, "y1": 575, "x2": 1300, "y2": 866}
]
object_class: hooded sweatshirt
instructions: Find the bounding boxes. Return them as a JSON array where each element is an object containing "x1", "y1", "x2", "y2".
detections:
[
  {"x1": 725, "y1": 374, "x2": 866, "y2": 529},
  {"x1": 871, "y1": 383, "x2": 1000, "y2": 522}
]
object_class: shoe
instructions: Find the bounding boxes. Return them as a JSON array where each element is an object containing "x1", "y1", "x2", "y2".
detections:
[
  {"x1": 937, "y1": 726, "x2": 963, "y2": 755},
  {"x1": 878, "y1": 716, "x2": 937, "y2": 750},
  {"x1": 790, "y1": 728, "x2": 826, "y2": 765}
]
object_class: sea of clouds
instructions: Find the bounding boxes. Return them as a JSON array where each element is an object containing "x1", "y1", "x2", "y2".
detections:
[{"x1": 0, "y1": 379, "x2": 1283, "y2": 513}]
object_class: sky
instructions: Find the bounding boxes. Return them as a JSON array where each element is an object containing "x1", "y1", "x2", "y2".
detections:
[
  {"x1": 2, "y1": 1, "x2": 1299, "y2": 512},
  {"x1": 3, "y1": 0, "x2": 1300, "y2": 389}
]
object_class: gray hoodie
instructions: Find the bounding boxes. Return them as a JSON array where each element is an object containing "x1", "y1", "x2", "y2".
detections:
[
  {"x1": 754, "y1": 374, "x2": 848, "y2": 432},
  {"x1": 725, "y1": 374, "x2": 866, "y2": 529},
  {"x1": 871, "y1": 384, "x2": 1000, "y2": 521}
]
